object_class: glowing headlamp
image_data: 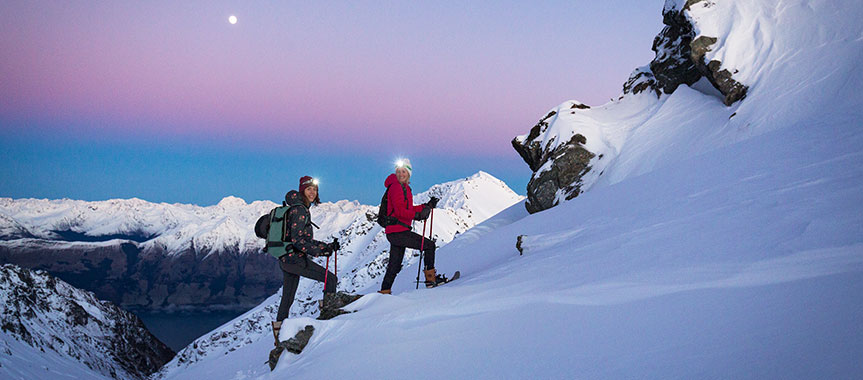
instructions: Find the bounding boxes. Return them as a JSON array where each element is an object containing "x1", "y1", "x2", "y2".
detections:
[
  {"x1": 302, "y1": 178, "x2": 320, "y2": 186},
  {"x1": 395, "y1": 160, "x2": 405, "y2": 168}
]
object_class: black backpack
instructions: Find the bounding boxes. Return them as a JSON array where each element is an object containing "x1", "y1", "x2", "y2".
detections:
[
  {"x1": 254, "y1": 212, "x2": 271, "y2": 239},
  {"x1": 376, "y1": 184, "x2": 412, "y2": 230}
]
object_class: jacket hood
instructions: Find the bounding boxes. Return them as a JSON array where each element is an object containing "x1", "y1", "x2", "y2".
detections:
[
  {"x1": 384, "y1": 173, "x2": 400, "y2": 188},
  {"x1": 284, "y1": 190, "x2": 306, "y2": 207},
  {"x1": 385, "y1": 173, "x2": 410, "y2": 188}
]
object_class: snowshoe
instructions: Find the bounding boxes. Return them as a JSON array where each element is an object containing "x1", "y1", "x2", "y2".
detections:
[
  {"x1": 424, "y1": 270, "x2": 460, "y2": 288},
  {"x1": 424, "y1": 269, "x2": 460, "y2": 288}
]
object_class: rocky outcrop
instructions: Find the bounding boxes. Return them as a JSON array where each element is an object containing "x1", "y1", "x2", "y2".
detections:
[
  {"x1": 267, "y1": 324, "x2": 315, "y2": 370},
  {"x1": 512, "y1": 104, "x2": 597, "y2": 213},
  {"x1": 317, "y1": 292, "x2": 363, "y2": 320},
  {"x1": 625, "y1": 0, "x2": 748, "y2": 105},
  {"x1": 283, "y1": 325, "x2": 315, "y2": 354},
  {"x1": 0, "y1": 264, "x2": 174, "y2": 379},
  {"x1": 514, "y1": 0, "x2": 752, "y2": 214}
]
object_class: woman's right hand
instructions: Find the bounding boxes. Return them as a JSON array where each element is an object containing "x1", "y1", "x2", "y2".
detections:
[{"x1": 414, "y1": 207, "x2": 431, "y2": 221}]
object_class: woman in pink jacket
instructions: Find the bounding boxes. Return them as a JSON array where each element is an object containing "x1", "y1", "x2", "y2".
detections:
[{"x1": 379, "y1": 159, "x2": 445, "y2": 294}]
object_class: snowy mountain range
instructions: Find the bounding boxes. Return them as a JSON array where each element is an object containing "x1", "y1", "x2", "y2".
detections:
[
  {"x1": 0, "y1": 171, "x2": 523, "y2": 312},
  {"x1": 0, "y1": 264, "x2": 173, "y2": 380},
  {"x1": 154, "y1": 0, "x2": 863, "y2": 378}
]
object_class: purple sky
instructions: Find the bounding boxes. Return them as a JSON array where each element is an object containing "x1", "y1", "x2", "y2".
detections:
[{"x1": 1, "y1": 1, "x2": 663, "y2": 204}]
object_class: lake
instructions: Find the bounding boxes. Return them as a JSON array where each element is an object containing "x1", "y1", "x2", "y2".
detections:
[{"x1": 135, "y1": 309, "x2": 249, "y2": 352}]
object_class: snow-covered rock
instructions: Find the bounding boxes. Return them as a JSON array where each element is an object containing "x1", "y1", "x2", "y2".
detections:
[
  {"x1": 514, "y1": 0, "x2": 761, "y2": 213},
  {"x1": 0, "y1": 264, "x2": 173, "y2": 380},
  {"x1": 0, "y1": 172, "x2": 523, "y2": 312}
]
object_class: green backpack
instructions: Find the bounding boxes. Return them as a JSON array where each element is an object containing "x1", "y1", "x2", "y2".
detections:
[{"x1": 255, "y1": 204, "x2": 296, "y2": 259}]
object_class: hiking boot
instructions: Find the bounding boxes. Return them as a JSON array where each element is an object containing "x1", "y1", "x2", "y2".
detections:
[
  {"x1": 378, "y1": 289, "x2": 392, "y2": 295},
  {"x1": 423, "y1": 268, "x2": 448, "y2": 288}
]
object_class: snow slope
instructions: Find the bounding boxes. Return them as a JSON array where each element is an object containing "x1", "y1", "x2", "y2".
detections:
[
  {"x1": 156, "y1": 0, "x2": 863, "y2": 378},
  {"x1": 157, "y1": 116, "x2": 863, "y2": 380}
]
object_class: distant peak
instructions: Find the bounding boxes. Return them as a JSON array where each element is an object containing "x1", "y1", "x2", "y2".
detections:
[
  {"x1": 465, "y1": 171, "x2": 507, "y2": 186},
  {"x1": 468, "y1": 170, "x2": 489, "y2": 179},
  {"x1": 217, "y1": 196, "x2": 247, "y2": 207},
  {"x1": 465, "y1": 171, "x2": 495, "y2": 181}
]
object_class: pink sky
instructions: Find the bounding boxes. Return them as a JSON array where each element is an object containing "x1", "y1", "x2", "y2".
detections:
[{"x1": 1, "y1": 1, "x2": 662, "y2": 156}]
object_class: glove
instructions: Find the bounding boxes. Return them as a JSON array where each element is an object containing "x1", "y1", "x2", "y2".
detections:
[
  {"x1": 426, "y1": 196, "x2": 440, "y2": 209},
  {"x1": 329, "y1": 239, "x2": 340, "y2": 252},
  {"x1": 414, "y1": 207, "x2": 431, "y2": 221}
]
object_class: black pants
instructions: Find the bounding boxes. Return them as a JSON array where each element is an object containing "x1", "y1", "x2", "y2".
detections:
[
  {"x1": 276, "y1": 256, "x2": 336, "y2": 321},
  {"x1": 380, "y1": 231, "x2": 436, "y2": 291}
]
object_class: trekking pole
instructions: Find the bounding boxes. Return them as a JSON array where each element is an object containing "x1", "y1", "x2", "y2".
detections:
[
  {"x1": 415, "y1": 218, "x2": 428, "y2": 289},
  {"x1": 334, "y1": 247, "x2": 338, "y2": 291},
  {"x1": 324, "y1": 255, "x2": 330, "y2": 292},
  {"x1": 429, "y1": 209, "x2": 435, "y2": 241},
  {"x1": 333, "y1": 238, "x2": 338, "y2": 278}
]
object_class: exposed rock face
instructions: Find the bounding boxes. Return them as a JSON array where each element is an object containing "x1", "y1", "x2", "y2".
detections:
[
  {"x1": 267, "y1": 324, "x2": 315, "y2": 370},
  {"x1": 524, "y1": 134, "x2": 594, "y2": 213},
  {"x1": 512, "y1": 104, "x2": 596, "y2": 213},
  {"x1": 625, "y1": 0, "x2": 748, "y2": 105},
  {"x1": 317, "y1": 292, "x2": 363, "y2": 320},
  {"x1": 283, "y1": 325, "x2": 314, "y2": 354},
  {"x1": 0, "y1": 264, "x2": 174, "y2": 379},
  {"x1": 648, "y1": 2, "x2": 702, "y2": 94}
]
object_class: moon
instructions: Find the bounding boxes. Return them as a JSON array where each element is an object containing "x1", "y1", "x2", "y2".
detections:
[{"x1": 228, "y1": 15, "x2": 237, "y2": 24}]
